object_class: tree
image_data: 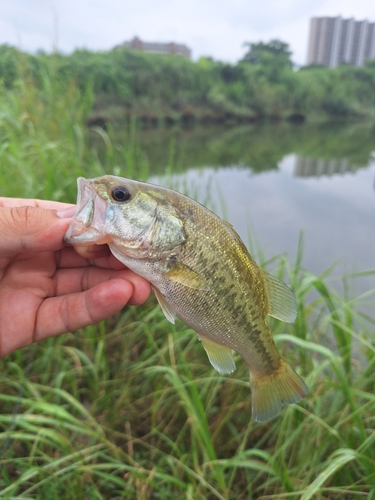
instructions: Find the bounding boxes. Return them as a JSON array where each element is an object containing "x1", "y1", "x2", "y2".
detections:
[{"x1": 242, "y1": 39, "x2": 293, "y2": 69}]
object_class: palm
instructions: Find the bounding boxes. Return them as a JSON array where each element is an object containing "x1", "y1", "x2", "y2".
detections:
[{"x1": 0, "y1": 199, "x2": 150, "y2": 357}]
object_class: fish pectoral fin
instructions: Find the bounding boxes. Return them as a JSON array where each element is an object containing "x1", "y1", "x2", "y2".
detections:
[
  {"x1": 153, "y1": 287, "x2": 176, "y2": 324},
  {"x1": 261, "y1": 269, "x2": 297, "y2": 323},
  {"x1": 199, "y1": 335, "x2": 236, "y2": 374},
  {"x1": 163, "y1": 262, "x2": 209, "y2": 290},
  {"x1": 250, "y1": 358, "x2": 308, "y2": 422}
]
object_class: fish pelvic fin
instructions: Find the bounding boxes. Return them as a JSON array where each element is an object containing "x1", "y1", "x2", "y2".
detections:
[
  {"x1": 152, "y1": 286, "x2": 176, "y2": 324},
  {"x1": 250, "y1": 358, "x2": 308, "y2": 422},
  {"x1": 199, "y1": 335, "x2": 236, "y2": 374}
]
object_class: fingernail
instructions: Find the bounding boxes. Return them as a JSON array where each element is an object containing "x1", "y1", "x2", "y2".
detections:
[{"x1": 56, "y1": 207, "x2": 76, "y2": 218}]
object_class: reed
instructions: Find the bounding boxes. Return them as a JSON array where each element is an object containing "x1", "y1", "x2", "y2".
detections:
[{"x1": 0, "y1": 73, "x2": 374, "y2": 499}]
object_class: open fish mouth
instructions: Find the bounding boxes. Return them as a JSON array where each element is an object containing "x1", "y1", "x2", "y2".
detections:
[{"x1": 64, "y1": 177, "x2": 111, "y2": 245}]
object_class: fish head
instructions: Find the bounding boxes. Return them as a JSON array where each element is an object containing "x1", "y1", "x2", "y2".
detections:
[{"x1": 64, "y1": 175, "x2": 186, "y2": 258}]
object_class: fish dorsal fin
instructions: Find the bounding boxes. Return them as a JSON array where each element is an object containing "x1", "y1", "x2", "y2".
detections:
[
  {"x1": 221, "y1": 219, "x2": 243, "y2": 243},
  {"x1": 199, "y1": 335, "x2": 236, "y2": 374},
  {"x1": 261, "y1": 269, "x2": 297, "y2": 323},
  {"x1": 152, "y1": 287, "x2": 176, "y2": 324},
  {"x1": 163, "y1": 262, "x2": 209, "y2": 290}
]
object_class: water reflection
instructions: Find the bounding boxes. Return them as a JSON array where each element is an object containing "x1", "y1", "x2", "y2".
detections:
[
  {"x1": 95, "y1": 121, "x2": 375, "y2": 178},
  {"x1": 294, "y1": 157, "x2": 367, "y2": 178},
  {"x1": 93, "y1": 121, "x2": 375, "y2": 291},
  {"x1": 141, "y1": 123, "x2": 375, "y2": 295},
  {"x1": 151, "y1": 158, "x2": 375, "y2": 306},
  {"x1": 131, "y1": 121, "x2": 375, "y2": 176}
]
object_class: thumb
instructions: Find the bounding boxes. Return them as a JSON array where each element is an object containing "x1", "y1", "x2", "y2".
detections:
[{"x1": 0, "y1": 205, "x2": 72, "y2": 255}]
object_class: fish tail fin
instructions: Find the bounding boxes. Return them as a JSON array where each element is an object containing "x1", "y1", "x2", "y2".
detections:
[{"x1": 250, "y1": 358, "x2": 308, "y2": 422}]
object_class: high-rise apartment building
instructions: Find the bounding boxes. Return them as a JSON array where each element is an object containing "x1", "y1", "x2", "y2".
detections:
[{"x1": 307, "y1": 16, "x2": 375, "y2": 67}]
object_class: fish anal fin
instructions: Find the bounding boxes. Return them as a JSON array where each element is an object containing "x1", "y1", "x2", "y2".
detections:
[
  {"x1": 153, "y1": 287, "x2": 176, "y2": 324},
  {"x1": 250, "y1": 358, "x2": 308, "y2": 422},
  {"x1": 261, "y1": 269, "x2": 297, "y2": 323},
  {"x1": 199, "y1": 335, "x2": 236, "y2": 374},
  {"x1": 163, "y1": 262, "x2": 209, "y2": 290}
]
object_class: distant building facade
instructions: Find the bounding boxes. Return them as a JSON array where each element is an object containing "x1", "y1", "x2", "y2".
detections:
[
  {"x1": 114, "y1": 36, "x2": 191, "y2": 59},
  {"x1": 294, "y1": 156, "x2": 362, "y2": 178},
  {"x1": 307, "y1": 16, "x2": 375, "y2": 67}
]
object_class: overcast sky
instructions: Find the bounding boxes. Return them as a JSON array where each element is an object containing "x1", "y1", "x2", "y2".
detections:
[{"x1": 0, "y1": 0, "x2": 374, "y2": 65}]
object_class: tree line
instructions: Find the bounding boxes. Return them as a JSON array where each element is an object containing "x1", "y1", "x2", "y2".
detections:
[{"x1": 1, "y1": 40, "x2": 375, "y2": 125}]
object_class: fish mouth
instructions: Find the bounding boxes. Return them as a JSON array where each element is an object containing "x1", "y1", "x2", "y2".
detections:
[{"x1": 64, "y1": 177, "x2": 111, "y2": 245}]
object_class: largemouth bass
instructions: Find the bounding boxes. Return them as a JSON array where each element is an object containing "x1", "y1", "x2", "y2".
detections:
[{"x1": 64, "y1": 175, "x2": 308, "y2": 421}]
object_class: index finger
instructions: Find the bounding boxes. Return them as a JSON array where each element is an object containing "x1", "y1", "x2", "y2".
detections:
[
  {"x1": 58, "y1": 246, "x2": 127, "y2": 270},
  {"x1": 0, "y1": 197, "x2": 75, "y2": 211}
]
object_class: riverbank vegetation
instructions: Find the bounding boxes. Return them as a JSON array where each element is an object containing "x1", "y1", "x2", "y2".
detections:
[
  {"x1": 0, "y1": 67, "x2": 374, "y2": 499},
  {"x1": 1, "y1": 41, "x2": 375, "y2": 126}
]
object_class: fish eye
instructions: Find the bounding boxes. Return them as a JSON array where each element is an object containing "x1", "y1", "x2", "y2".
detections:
[{"x1": 111, "y1": 186, "x2": 131, "y2": 202}]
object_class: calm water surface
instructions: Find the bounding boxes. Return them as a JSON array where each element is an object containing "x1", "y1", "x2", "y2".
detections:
[{"x1": 115, "y1": 122, "x2": 375, "y2": 297}]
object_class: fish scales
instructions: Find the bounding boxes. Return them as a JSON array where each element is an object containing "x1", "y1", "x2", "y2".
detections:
[
  {"x1": 64, "y1": 175, "x2": 308, "y2": 422},
  {"x1": 166, "y1": 199, "x2": 279, "y2": 372}
]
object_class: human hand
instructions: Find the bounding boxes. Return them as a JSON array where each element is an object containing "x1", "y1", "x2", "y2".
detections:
[{"x1": 0, "y1": 198, "x2": 151, "y2": 357}]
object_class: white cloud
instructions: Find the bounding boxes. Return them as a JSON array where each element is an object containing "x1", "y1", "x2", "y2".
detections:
[{"x1": 0, "y1": 0, "x2": 374, "y2": 64}]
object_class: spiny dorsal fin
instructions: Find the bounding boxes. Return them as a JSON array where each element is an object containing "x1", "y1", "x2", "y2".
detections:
[
  {"x1": 199, "y1": 335, "x2": 236, "y2": 374},
  {"x1": 221, "y1": 219, "x2": 243, "y2": 243},
  {"x1": 261, "y1": 269, "x2": 297, "y2": 323},
  {"x1": 153, "y1": 286, "x2": 176, "y2": 324}
]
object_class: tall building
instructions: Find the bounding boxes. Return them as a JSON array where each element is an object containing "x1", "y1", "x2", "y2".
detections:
[
  {"x1": 307, "y1": 16, "x2": 375, "y2": 67},
  {"x1": 294, "y1": 156, "x2": 361, "y2": 178},
  {"x1": 114, "y1": 36, "x2": 191, "y2": 59}
]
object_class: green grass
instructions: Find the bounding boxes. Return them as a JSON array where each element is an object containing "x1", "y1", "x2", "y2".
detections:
[{"x1": 0, "y1": 75, "x2": 374, "y2": 499}]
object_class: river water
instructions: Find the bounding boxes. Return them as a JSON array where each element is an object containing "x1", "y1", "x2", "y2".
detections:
[{"x1": 110, "y1": 121, "x2": 375, "y2": 299}]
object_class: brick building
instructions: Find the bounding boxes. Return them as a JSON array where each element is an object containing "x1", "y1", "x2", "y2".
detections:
[{"x1": 115, "y1": 36, "x2": 191, "y2": 59}]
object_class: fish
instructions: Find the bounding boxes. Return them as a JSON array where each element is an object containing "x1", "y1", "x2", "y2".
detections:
[{"x1": 64, "y1": 175, "x2": 308, "y2": 422}]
